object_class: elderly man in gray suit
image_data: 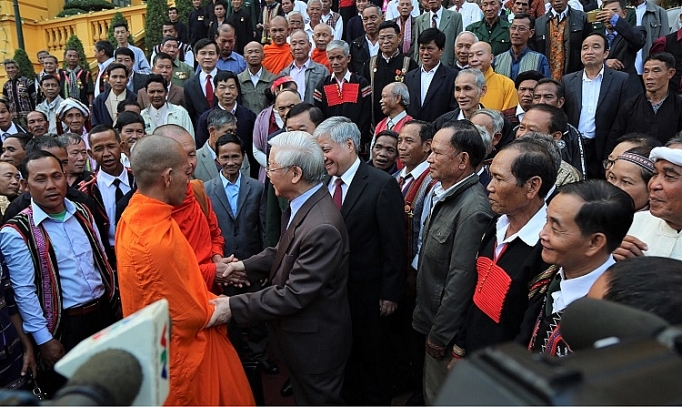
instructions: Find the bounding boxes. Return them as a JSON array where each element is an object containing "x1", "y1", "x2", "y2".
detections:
[
  {"x1": 279, "y1": 29, "x2": 329, "y2": 104},
  {"x1": 194, "y1": 109, "x2": 250, "y2": 182},
  {"x1": 224, "y1": 131, "x2": 352, "y2": 405},
  {"x1": 413, "y1": 0, "x2": 463, "y2": 67}
]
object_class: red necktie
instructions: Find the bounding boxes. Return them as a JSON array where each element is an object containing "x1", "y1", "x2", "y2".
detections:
[
  {"x1": 332, "y1": 178, "x2": 343, "y2": 210},
  {"x1": 205, "y1": 74, "x2": 214, "y2": 107}
]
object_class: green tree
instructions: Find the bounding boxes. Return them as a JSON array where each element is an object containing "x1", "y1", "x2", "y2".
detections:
[
  {"x1": 12, "y1": 49, "x2": 35, "y2": 80},
  {"x1": 175, "y1": 0, "x2": 193, "y2": 25},
  {"x1": 145, "y1": 0, "x2": 169, "y2": 58},
  {"x1": 107, "y1": 12, "x2": 134, "y2": 45},
  {"x1": 63, "y1": 35, "x2": 91, "y2": 73}
]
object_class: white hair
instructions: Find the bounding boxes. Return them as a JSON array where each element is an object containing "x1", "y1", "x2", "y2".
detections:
[{"x1": 269, "y1": 131, "x2": 327, "y2": 183}]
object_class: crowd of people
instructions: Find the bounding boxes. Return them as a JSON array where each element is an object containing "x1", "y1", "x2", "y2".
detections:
[{"x1": 0, "y1": 0, "x2": 682, "y2": 404}]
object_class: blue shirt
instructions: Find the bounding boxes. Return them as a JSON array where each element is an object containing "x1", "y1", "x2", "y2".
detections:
[
  {"x1": 118, "y1": 44, "x2": 151, "y2": 74},
  {"x1": 220, "y1": 171, "x2": 242, "y2": 215},
  {"x1": 0, "y1": 199, "x2": 105, "y2": 345},
  {"x1": 216, "y1": 52, "x2": 247, "y2": 74},
  {"x1": 288, "y1": 183, "x2": 323, "y2": 229}
]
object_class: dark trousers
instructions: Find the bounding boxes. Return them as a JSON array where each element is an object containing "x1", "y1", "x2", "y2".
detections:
[
  {"x1": 343, "y1": 278, "x2": 391, "y2": 405},
  {"x1": 582, "y1": 137, "x2": 601, "y2": 179},
  {"x1": 291, "y1": 363, "x2": 346, "y2": 405},
  {"x1": 224, "y1": 284, "x2": 270, "y2": 362},
  {"x1": 38, "y1": 299, "x2": 117, "y2": 398},
  {"x1": 339, "y1": 5, "x2": 356, "y2": 35}
]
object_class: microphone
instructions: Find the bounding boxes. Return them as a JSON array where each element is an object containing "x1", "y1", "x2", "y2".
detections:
[
  {"x1": 54, "y1": 299, "x2": 171, "y2": 405},
  {"x1": 51, "y1": 349, "x2": 142, "y2": 406},
  {"x1": 562, "y1": 297, "x2": 669, "y2": 351}
]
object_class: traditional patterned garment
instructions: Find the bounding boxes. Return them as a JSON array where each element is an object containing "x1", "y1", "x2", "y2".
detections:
[
  {"x1": 458, "y1": 211, "x2": 552, "y2": 353},
  {"x1": 60, "y1": 68, "x2": 94, "y2": 105},
  {"x1": 0, "y1": 263, "x2": 27, "y2": 390},
  {"x1": 171, "y1": 181, "x2": 225, "y2": 294},
  {"x1": 262, "y1": 42, "x2": 293, "y2": 75},
  {"x1": 493, "y1": 47, "x2": 550, "y2": 80},
  {"x1": 2, "y1": 76, "x2": 35, "y2": 124},
  {"x1": 313, "y1": 73, "x2": 372, "y2": 146},
  {"x1": 527, "y1": 268, "x2": 571, "y2": 357},
  {"x1": 3, "y1": 202, "x2": 119, "y2": 341},
  {"x1": 549, "y1": 18, "x2": 567, "y2": 80},
  {"x1": 116, "y1": 193, "x2": 255, "y2": 406},
  {"x1": 311, "y1": 48, "x2": 332, "y2": 72},
  {"x1": 260, "y1": 3, "x2": 283, "y2": 43}
]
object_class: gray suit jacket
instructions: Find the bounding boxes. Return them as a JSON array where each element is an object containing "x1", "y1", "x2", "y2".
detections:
[
  {"x1": 279, "y1": 60, "x2": 329, "y2": 104},
  {"x1": 229, "y1": 186, "x2": 352, "y2": 376},
  {"x1": 413, "y1": 8, "x2": 462, "y2": 67},
  {"x1": 205, "y1": 173, "x2": 265, "y2": 259},
  {"x1": 193, "y1": 142, "x2": 250, "y2": 182}
]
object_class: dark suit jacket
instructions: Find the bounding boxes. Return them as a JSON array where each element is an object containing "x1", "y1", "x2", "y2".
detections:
[
  {"x1": 607, "y1": 19, "x2": 646, "y2": 98},
  {"x1": 413, "y1": 8, "x2": 462, "y2": 67},
  {"x1": 129, "y1": 73, "x2": 149, "y2": 94},
  {"x1": 562, "y1": 67, "x2": 628, "y2": 162},
  {"x1": 205, "y1": 173, "x2": 265, "y2": 259},
  {"x1": 196, "y1": 104, "x2": 258, "y2": 177},
  {"x1": 405, "y1": 63, "x2": 458, "y2": 122},
  {"x1": 183, "y1": 69, "x2": 223, "y2": 129},
  {"x1": 534, "y1": 7, "x2": 591, "y2": 76},
  {"x1": 346, "y1": 15, "x2": 365, "y2": 43},
  {"x1": 334, "y1": 160, "x2": 405, "y2": 302},
  {"x1": 230, "y1": 186, "x2": 352, "y2": 376},
  {"x1": 349, "y1": 36, "x2": 370, "y2": 75},
  {"x1": 136, "y1": 84, "x2": 185, "y2": 109},
  {"x1": 91, "y1": 89, "x2": 137, "y2": 127}
]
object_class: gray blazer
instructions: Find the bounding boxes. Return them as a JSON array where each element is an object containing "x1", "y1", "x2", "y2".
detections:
[
  {"x1": 193, "y1": 142, "x2": 250, "y2": 182},
  {"x1": 279, "y1": 60, "x2": 329, "y2": 104},
  {"x1": 205, "y1": 173, "x2": 266, "y2": 259},
  {"x1": 413, "y1": 8, "x2": 462, "y2": 67}
]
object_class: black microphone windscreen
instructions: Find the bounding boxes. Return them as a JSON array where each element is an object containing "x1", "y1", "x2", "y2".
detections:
[
  {"x1": 64, "y1": 349, "x2": 143, "y2": 405},
  {"x1": 562, "y1": 297, "x2": 669, "y2": 351}
]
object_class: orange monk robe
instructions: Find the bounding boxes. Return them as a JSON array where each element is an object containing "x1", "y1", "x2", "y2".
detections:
[
  {"x1": 171, "y1": 181, "x2": 224, "y2": 294},
  {"x1": 262, "y1": 42, "x2": 293, "y2": 75},
  {"x1": 311, "y1": 48, "x2": 331, "y2": 72},
  {"x1": 116, "y1": 193, "x2": 255, "y2": 406}
]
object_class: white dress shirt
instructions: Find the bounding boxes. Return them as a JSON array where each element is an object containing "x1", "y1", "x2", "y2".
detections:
[
  {"x1": 385, "y1": 0, "x2": 420, "y2": 19},
  {"x1": 420, "y1": 62, "x2": 440, "y2": 104},
  {"x1": 578, "y1": 66, "x2": 604, "y2": 139},
  {"x1": 327, "y1": 157, "x2": 361, "y2": 203},
  {"x1": 551, "y1": 256, "x2": 615, "y2": 314},
  {"x1": 199, "y1": 68, "x2": 219, "y2": 98},
  {"x1": 96, "y1": 167, "x2": 132, "y2": 245},
  {"x1": 289, "y1": 59, "x2": 311, "y2": 103}
]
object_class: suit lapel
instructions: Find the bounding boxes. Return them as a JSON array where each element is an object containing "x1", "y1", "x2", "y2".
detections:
[
  {"x1": 423, "y1": 65, "x2": 445, "y2": 107},
  {"x1": 235, "y1": 177, "x2": 251, "y2": 219},
  {"x1": 269, "y1": 186, "x2": 326, "y2": 280},
  {"x1": 340, "y1": 161, "x2": 368, "y2": 218},
  {"x1": 439, "y1": 10, "x2": 452, "y2": 32},
  {"x1": 212, "y1": 177, "x2": 235, "y2": 219},
  {"x1": 572, "y1": 73, "x2": 583, "y2": 113},
  {"x1": 597, "y1": 69, "x2": 613, "y2": 108}
]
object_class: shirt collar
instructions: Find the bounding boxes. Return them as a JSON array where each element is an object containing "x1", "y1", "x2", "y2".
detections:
[
  {"x1": 551, "y1": 7, "x2": 569, "y2": 21},
  {"x1": 98, "y1": 57, "x2": 114, "y2": 70},
  {"x1": 400, "y1": 160, "x2": 429, "y2": 179},
  {"x1": 292, "y1": 58, "x2": 311, "y2": 69},
  {"x1": 333, "y1": 70, "x2": 352, "y2": 84},
  {"x1": 289, "y1": 183, "x2": 324, "y2": 226},
  {"x1": 3, "y1": 123, "x2": 18, "y2": 135},
  {"x1": 382, "y1": 48, "x2": 400, "y2": 62},
  {"x1": 515, "y1": 103, "x2": 525, "y2": 117},
  {"x1": 582, "y1": 65, "x2": 605, "y2": 81},
  {"x1": 495, "y1": 204, "x2": 547, "y2": 248},
  {"x1": 201, "y1": 68, "x2": 218, "y2": 80},
  {"x1": 98, "y1": 166, "x2": 129, "y2": 187},
  {"x1": 553, "y1": 255, "x2": 615, "y2": 312},
  {"x1": 220, "y1": 170, "x2": 241, "y2": 188},
  {"x1": 31, "y1": 197, "x2": 76, "y2": 226},
  {"x1": 249, "y1": 66, "x2": 264, "y2": 78},
  {"x1": 335, "y1": 157, "x2": 361, "y2": 186},
  {"x1": 389, "y1": 110, "x2": 407, "y2": 123},
  {"x1": 421, "y1": 62, "x2": 440, "y2": 74},
  {"x1": 430, "y1": 7, "x2": 442, "y2": 20}
]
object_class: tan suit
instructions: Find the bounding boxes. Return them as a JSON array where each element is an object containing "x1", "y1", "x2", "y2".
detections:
[{"x1": 136, "y1": 83, "x2": 185, "y2": 109}]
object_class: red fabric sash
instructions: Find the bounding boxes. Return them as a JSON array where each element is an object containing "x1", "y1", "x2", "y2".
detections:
[
  {"x1": 323, "y1": 82, "x2": 359, "y2": 107},
  {"x1": 473, "y1": 243, "x2": 512, "y2": 323}
]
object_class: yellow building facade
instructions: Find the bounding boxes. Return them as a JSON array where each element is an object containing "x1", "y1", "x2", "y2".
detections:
[{"x1": 0, "y1": 0, "x2": 147, "y2": 81}]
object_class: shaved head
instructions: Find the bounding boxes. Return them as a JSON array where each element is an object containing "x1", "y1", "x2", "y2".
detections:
[
  {"x1": 131, "y1": 135, "x2": 186, "y2": 190},
  {"x1": 270, "y1": 15, "x2": 288, "y2": 27},
  {"x1": 153, "y1": 124, "x2": 198, "y2": 173}
]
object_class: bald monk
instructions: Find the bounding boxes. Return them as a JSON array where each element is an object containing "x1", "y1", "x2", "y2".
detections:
[
  {"x1": 312, "y1": 24, "x2": 332, "y2": 71},
  {"x1": 154, "y1": 124, "x2": 230, "y2": 294},
  {"x1": 262, "y1": 16, "x2": 293, "y2": 75},
  {"x1": 115, "y1": 135, "x2": 254, "y2": 406}
]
